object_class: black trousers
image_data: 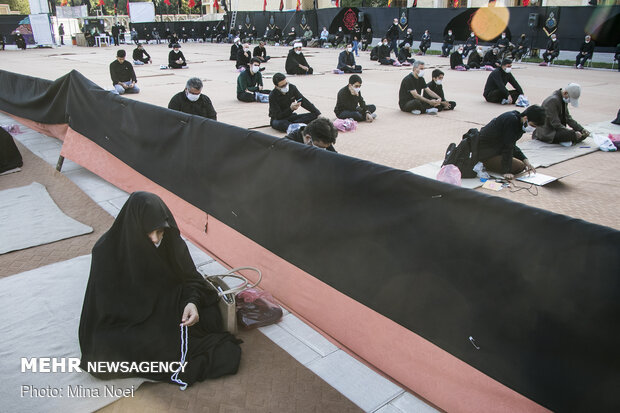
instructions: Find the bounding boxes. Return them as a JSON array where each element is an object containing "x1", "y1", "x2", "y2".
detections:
[
  {"x1": 441, "y1": 43, "x2": 453, "y2": 56},
  {"x1": 237, "y1": 90, "x2": 271, "y2": 102},
  {"x1": 401, "y1": 99, "x2": 432, "y2": 113},
  {"x1": 469, "y1": 62, "x2": 481, "y2": 69},
  {"x1": 552, "y1": 128, "x2": 578, "y2": 143},
  {"x1": 287, "y1": 67, "x2": 314, "y2": 75},
  {"x1": 341, "y1": 65, "x2": 362, "y2": 73},
  {"x1": 379, "y1": 58, "x2": 394, "y2": 65},
  {"x1": 484, "y1": 89, "x2": 520, "y2": 104},
  {"x1": 463, "y1": 45, "x2": 475, "y2": 57},
  {"x1": 438, "y1": 101, "x2": 456, "y2": 111},
  {"x1": 271, "y1": 113, "x2": 319, "y2": 132},
  {"x1": 419, "y1": 43, "x2": 429, "y2": 54},
  {"x1": 543, "y1": 50, "x2": 559, "y2": 63},
  {"x1": 336, "y1": 105, "x2": 377, "y2": 121},
  {"x1": 575, "y1": 53, "x2": 592, "y2": 67}
]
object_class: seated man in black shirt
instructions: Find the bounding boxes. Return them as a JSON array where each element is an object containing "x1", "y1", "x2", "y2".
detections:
[
  {"x1": 512, "y1": 33, "x2": 528, "y2": 61},
  {"x1": 285, "y1": 43, "x2": 313, "y2": 75},
  {"x1": 377, "y1": 38, "x2": 397, "y2": 66},
  {"x1": 418, "y1": 30, "x2": 431, "y2": 55},
  {"x1": 575, "y1": 35, "x2": 594, "y2": 69},
  {"x1": 468, "y1": 46, "x2": 483, "y2": 69},
  {"x1": 132, "y1": 43, "x2": 151, "y2": 65},
  {"x1": 237, "y1": 58, "x2": 270, "y2": 103},
  {"x1": 483, "y1": 47, "x2": 500, "y2": 68},
  {"x1": 110, "y1": 49, "x2": 140, "y2": 95},
  {"x1": 441, "y1": 30, "x2": 454, "y2": 57},
  {"x1": 334, "y1": 74, "x2": 377, "y2": 122},
  {"x1": 337, "y1": 43, "x2": 362, "y2": 73},
  {"x1": 168, "y1": 77, "x2": 217, "y2": 120},
  {"x1": 236, "y1": 43, "x2": 252, "y2": 70},
  {"x1": 285, "y1": 27, "x2": 297, "y2": 45},
  {"x1": 463, "y1": 32, "x2": 477, "y2": 57},
  {"x1": 541, "y1": 34, "x2": 559, "y2": 66},
  {"x1": 284, "y1": 117, "x2": 338, "y2": 152},
  {"x1": 398, "y1": 61, "x2": 441, "y2": 115},
  {"x1": 424, "y1": 69, "x2": 455, "y2": 111},
  {"x1": 398, "y1": 43, "x2": 415, "y2": 65},
  {"x1": 483, "y1": 59, "x2": 524, "y2": 105},
  {"x1": 253, "y1": 41, "x2": 270, "y2": 63},
  {"x1": 495, "y1": 32, "x2": 512, "y2": 59},
  {"x1": 168, "y1": 43, "x2": 187, "y2": 68},
  {"x1": 450, "y1": 45, "x2": 469, "y2": 70},
  {"x1": 269, "y1": 73, "x2": 321, "y2": 132}
]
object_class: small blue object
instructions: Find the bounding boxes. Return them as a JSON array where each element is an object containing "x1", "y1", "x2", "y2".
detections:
[{"x1": 480, "y1": 178, "x2": 488, "y2": 183}]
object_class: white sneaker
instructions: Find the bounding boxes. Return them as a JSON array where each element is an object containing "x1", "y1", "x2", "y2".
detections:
[
  {"x1": 371, "y1": 113, "x2": 377, "y2": 119},
  {"x1": 501, "y1": 98, "x2": 510, "y2": 105},
  {"x1": 559, "y1": 141, "x2": 573, "y2": 147},
  {"x1": 411, "y1": 110, "x2": 421, "y2": 115},
  {"x1": 426, "y1": 108, "x2": 439, "y2": 115}
]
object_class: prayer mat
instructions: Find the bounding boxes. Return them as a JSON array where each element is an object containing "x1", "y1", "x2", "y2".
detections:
[
  {"x1": 519, "y1": 136, "x2": 599, "y2": 168},
  {"x1": 409, "y1": 161, "x2": 484, "y2": 189},
  {"x1": 0, "y1": 256, "x2": 148, "y2": 413},
  {"x1": 0, "y1": 182, "x2": 93, "y2": 254},
  {"x1": 0, "y1": 141, "x2": 114, "y2": 278},
  {"x1": 0, "y1": 167, "x2": 21, "y2": 176}
]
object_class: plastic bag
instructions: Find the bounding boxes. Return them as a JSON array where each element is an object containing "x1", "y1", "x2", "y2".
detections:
[
  {"x1": 472, "y1": 162, "x2": 490, "y2": 181},
  {"x1": 286, "y1": 122, "x2": 306, "y2": 135},
  {"x1": 436, "y1": 164, "x2": 462, "y2": 186},
  {"x1": 333, "y1": 118, "x2": 357, "y2": 132},
  {"x1": 236, "y1": 288, "x2": 283, "y2": 329},
  {"x1": 1, "y1": 124, "x2": 22, "y2": 134},
  {"x1": 608, "y1": 133, "x2": 620, "y2": 150},
  {"x1": 593, "y1": 134, "x2": 617, "y2": 152},
  {"x1": 515, "y1": 95, "x2": 530, "y2": 107}
]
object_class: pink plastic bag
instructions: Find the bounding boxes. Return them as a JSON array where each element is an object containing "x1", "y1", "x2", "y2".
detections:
[
  {"x1": 454, "y1": 65, "x2": 467, "y2": 71},
  {"x1": 609, "y1": 133, "x2": 620, "y2": 149},
  {"x1": 1, "y1": 124, "x2": 22, "y2": 134},
  {"x1": 333, "y1": 118, "x2": 357, "y2": 132},
  {"x1": 236, "y1": 288, "x2": 283, "y2": 329},
  {"x1": 436, "y1": 164, "x2": 462, "y2": 186}
]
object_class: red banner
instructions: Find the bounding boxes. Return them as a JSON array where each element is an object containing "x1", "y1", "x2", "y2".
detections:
[
  {"x1": 164, "y1": 0, "x2": 171, "y2": 5},
  {"x1": 60, "y1": 0, "x2": 68, "y2": 5},
  {"x1": 189, "y1": 0, "x2": 195, "y2": 7},
  {"x1": 296, "y1": 0, "x2": 301, "y2": 10},
  {"x1": 523, "y1": 0, "x2": 530, "y2": 5},
  {"x1": 214, "y1": 0, "x2": 219, "y2": 12},
  {"x1": 98, "y1": 0, "x2": 104, "y2": 6},
  {"x1": 263, "y1": 0, "x2": 267, "y2": 11},
  {"x1": 279, "y1": 0, "x2": 283, "y2": 11},
  {"x1": 453, "y1": 0, "x2": 459, "y2": 7}
]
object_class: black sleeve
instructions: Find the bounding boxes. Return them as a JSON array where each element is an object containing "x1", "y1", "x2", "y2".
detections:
[
  {"x1": 269, "y1": 93, "x2": 293, "y2": 120},
  {"x1": 109, "y1": 62, "x2": 119, "y2": 85},
  {"x1": 507, "y1": 73, "x2": 524, "y2": 95},
  {"x1": 295, "y1": 86, "x2": 320, "y2": 115},
  {"x1": 168, "y1": 93, "x2": 182, "y2": 111},
  {"x1": 129, "y1": 63, "x2": 137, "y2": 83},
  {"x1": 204, "y1": 97, "x2": 217, "y2": 121}
]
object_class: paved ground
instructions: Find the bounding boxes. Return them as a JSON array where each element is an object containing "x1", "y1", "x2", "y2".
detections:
[{"x1": 1, "y1": 40, "x2": 618, "y2": 229}]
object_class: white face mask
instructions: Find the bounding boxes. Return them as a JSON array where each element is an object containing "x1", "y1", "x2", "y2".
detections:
[
  {"x1": 244, "y1": 48, "x2": 250, "y2": 52},
  {"x1": 346, "y1": 47, "x2": 352, "y2": 52},
  {"x1": 186, "y1": 92, "x2": 200, "y2": 102},
  {"x1": 471, "y1": 33, "x2": 475, "y2": 37},
  {"x1": 295, "y1": 50, "x2": 301, "y2": 54},
  {"x1": 458, "y1": 50, "x2": 463, "y2": 54},
  {"x1": 251, "y1": 65, "x2": 260, "y2": 73},
  {"x1": 502, "y1": 34, "x2": 506, "y2": 39},
  {"x1": 174, "y1": 49, "x2": 180, "y2": 53},
  {"x1": 280, "y1": 85, "x2": 289, "y2": 94},
  {"x1": 504, "y1": 67, "x2": 512, "y2": 73},
  {"x1": 382, "y1": 42, "x2": 388, "y2": 46},
  {"x1": 448, "y1": 32, "x2": 452, "y2": 36},
  {"x1": 552, "y1": 37, "x2": 556, "y2": 41},
  {"x1": 417, "y1": 69, "x2": 425, "y2": 78},
  {"x1": 352, "y1": 87, "x2": 361, "y2": 94},
  {"x1": 523, "y1": 123, "x2": 535, "y2": 133},
  {"x1": 435, "y1": 79, "x2": 442, "y2": 85},
  {"x1": 563, "y1": 97, "x2": 570, "y2": 104}
]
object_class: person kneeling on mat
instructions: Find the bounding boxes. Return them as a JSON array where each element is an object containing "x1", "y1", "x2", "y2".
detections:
[
  {"x1": 533, "y1": 83, "x2": 590, "y2": 146},
  {"x1": 477, "y1": 105, "x2": 546, "y2": 180},
  {"x1": 334, "y1": 74, "x2": 377, "y2": 122}
]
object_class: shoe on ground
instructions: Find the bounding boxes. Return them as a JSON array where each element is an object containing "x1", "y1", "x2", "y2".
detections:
[
  {"x1": 426, "y1": 108, "x2": 439, "y2": 115},
  {"x1": 411, "y1": 110, "x2": 422, "y2": 115},
  {"x1": 559, "y1": 141, "x2": 573, "y2": 147},
  {"x1": 501, "y1": 98, "x2": 510, "y2": 105},
  {"x1": 371, "y1": 113, "x2": 377, "y2": 119}
]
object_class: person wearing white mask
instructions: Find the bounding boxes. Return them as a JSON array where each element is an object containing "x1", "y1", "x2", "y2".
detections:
[
  {"x1": 168, "y1": 77, "x2": 217, "y2": 120},
  {"x1": 450, "y1": 45, "x2": 469, "y2": 70},
  {"x1": 268, "y1": 73, "x2": 320, "y2": 132},
  {"x1": 463, "y1": 32, "x2": 477, "y2": 57},
  {"x1": 533, "y1": 83, "x2": 590, "y2": 145},
  {"x1": 285, "y1": 42, "x2": 313, "y2": 75},
  {"x1": 495, "y1": 31, "x2": 512, "y2": 59},
  {"x1": 397, "y1": 43, "x2": 415, "y2": 65},
  {"x1": 540, "y1": 34, "x2": 559, "y2": 66},
  {"x1": 237, "y1": 58, "x2": 271, "y2": 103},
  {"x1": 337, "y1": 43, "x2": 362, "y2": 73},
  {"x1": 376, "y1": 37, "x2": 397, "y2": 65},
  {"x1": 168, "y1": 43, "x2": 188, "y2": 69},
  {"x1": 441, "y1": 29, "x2": 454, "y2": 57},
  {"x1": 334, "y1": 75, "x2": 377, "y2": 122},
  {"x1": 467, "y1": 46, "x2": 483, "y2": 69},
  {"x1": 425, "y1": 69, "x2": 456, "y2": 111},
  {"x1": 398, "y1": 61, "x2": 441, "y2": 115},
  {"x1": 418, "y1": 29, "x2": 431, "y2": 56},
  {"x1": 575, "y1": 35, "x2": 595, "y2": 69},
  {"x1": 236, "y1": 42, "x2": 252, "y2": 70},
  {"x1": 483, "y1": 59, "x2": 524, "y2": 105},
  {"x1": 477, "y1": 105, "x2": 546, "y2": 180}
]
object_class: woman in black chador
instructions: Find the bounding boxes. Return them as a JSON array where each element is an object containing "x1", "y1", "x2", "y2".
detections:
[{"x1": 79, "y1": 192, "x2": 241, "y2": 386}]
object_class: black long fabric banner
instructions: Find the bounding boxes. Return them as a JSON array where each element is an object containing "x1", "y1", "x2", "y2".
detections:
[{"x1": 1, "y1": 70, "x2": 618, "y2": 412}]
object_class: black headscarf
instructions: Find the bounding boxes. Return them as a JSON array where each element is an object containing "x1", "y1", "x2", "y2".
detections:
[
  {"x1": 0, "y1": 128, "x2": 23, "y2": 173},
  {"x1": 79, "y1": 192, "x2": 241, "y2": 384}
]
